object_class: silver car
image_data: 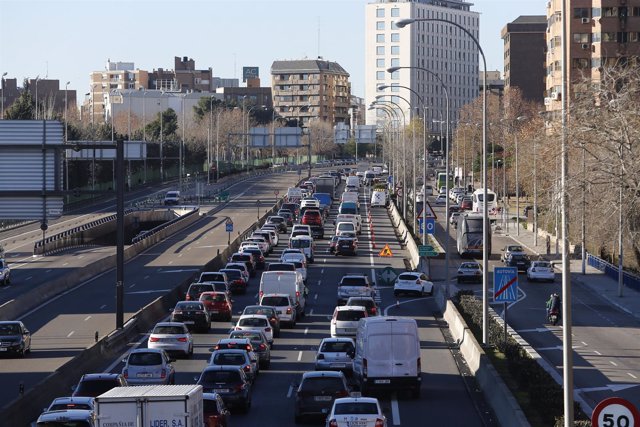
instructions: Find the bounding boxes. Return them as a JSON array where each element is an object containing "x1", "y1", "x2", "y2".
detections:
[
  {"x1": 147, "y1": 322, "x2": 193, "y2": 358},
  {"x1": 315, "y1": 338, "x2": 354, "y2": 373},
  {"x1": 208, "y1": 349, "x2": 258, "y2": 383},
  {"x1": 122, "y1": 348, "x2": 175, "y2": 385}
]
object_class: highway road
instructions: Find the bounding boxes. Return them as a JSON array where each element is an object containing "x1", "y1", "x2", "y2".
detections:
[
  {"x1": 95, "y1": 183, "x2": 495, "y2": 426},
  {"x1": 0, "y1": 170, "x2": 307, "y2": 408},
  {"x1": 425, "y1": 190, "x2": 640, "y2": 414}
]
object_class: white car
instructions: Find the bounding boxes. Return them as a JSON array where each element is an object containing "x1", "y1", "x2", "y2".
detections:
[
  {"x1": 325, "y1": 395, "x2": 387, "y2": 427},
  {"x1": 147, "y1": 322, "x2": 193, "y2": 358},
  {"x1": 434, "y1": 194, "x2": 447, "y2": 205},
  {"x1": 527, "y1": 260, "x2": 556, "y2": 282},
  {"x1": 335, "y1": 221, "x2": 356, "y2": 237},
  {"x1": 330, "y1": 305, "x2": 367, "y2": 338},
  {"x1": 260, "y1": 229, "x2": 279, "y2": 246},
  {"x1": 281, "y1": 248, "x2": 306, "y2": 261},
  {"x1": 281, "y1": 253, "x2": 308, "y2": 283},
  {"x1": 393, "y1": 272, "x2": 433, "y2": 297},
  {"x1": 260, "y1": 293, "x2": 297, "y2": 326},
  {"x1": 224, "y1": 262, "x2": 250, "y2": 283},
  {"x1": 315, "y1": 337, "x2": 355, "y2": 372},
  {"x1": 244, "y1": 237, "x2": 270, "y2": 254},
  {"x1": 234, "y1": 314, "x2": 273, "y2": 345}
]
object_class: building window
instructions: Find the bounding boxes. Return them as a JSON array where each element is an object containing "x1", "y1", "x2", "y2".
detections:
[
  {"x1": 299, "y1": 73, "x2": 308, "y2": 80},
  {"x1": 602, "y1": 7, "x2": 618, "y2": 17},
  {"x1": 377, "y1": 46, "x2": 384, "y2": 55},
  {"x1": 592, "y1": 32, "x2": 601, "y2": 43},
  {"x1": 391, "y1": 83, "x2": 399, "y2": 92},
  {"x1": 391, "y1": 8, "x2": 399, "y2": 17},
  {"x1": 391, "y1": 58, "x2": 399, "y2": 67},
  {"x1": 391, "y1": 21, "x2": 399, "y2": 30},
  {"x1": 592, "y1": 7, "x2": 601, "y2": 17},
  {"x1": 391, "y1": 33, "x2": 400, "y2": 42},
  {"x1": 573, "y1": 33, "x2": 590, "y2": 43},
  {"x1": 630, "y1": 32, "x2": 639, "y2": 42},
  {"x1": 602, "y1": 32, "x2": 617, "y2": 42},
  {"x1": 591, "y1": 58, "x2": 602, "y2": 68},
  {"x1": 376, "y1": 8, "x2": 384, "y2": 17},
  {"x1": 377, "y1": 34, "x2": 385, "y2": 43},
  {"x1": 391, "y1": 46, "x2": 400, "y2": 54},
  {"x1": 376, "y1": 71, "x2": 385, "y2": 80},
  {"x1": 573, "y1": 8, "x2": 590, "y2": 18},
  {"x1": 572, "y1": 58, "x2": 589, "y2": 69},
  {"x1": 377, "y1": 59, "x2": 385, "y2": 68},
  {"x1": 377, "y1": 21, "x2": 385, "y2": 30},
  {"x1": 390, "y1": 71, "x2": 399, "y2": 80}
]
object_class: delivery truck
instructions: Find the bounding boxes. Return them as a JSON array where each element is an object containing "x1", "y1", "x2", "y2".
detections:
[
  {"x1": 95, "y1": 384, "x2": 203, "y2": 427},
  {"x1": 314, "y1": 176, "x2": 337, "y2": 199}
]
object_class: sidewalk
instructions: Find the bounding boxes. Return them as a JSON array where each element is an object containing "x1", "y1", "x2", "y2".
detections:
[{"x1": 504, "y1": 219, "x2": 640, "y2": 322}]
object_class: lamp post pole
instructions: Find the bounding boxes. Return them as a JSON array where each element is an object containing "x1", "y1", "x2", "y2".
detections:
[
  {"x1": 1, "y1": 72, "x2": 7, "y2": 119},
  {"x1": 34, "y1": 76, "x2": 40, "y2": 120},
  {"x1": 181, "y1": 94, "x2": 185, "y2": 191},
  {"x1": 216, "y1": 108, "x2": 224, "y2": 182},
  {"x1": 142, "y1": 90, "x2": 147, "y2": 183},
  {"x1": 64, "y1": 81, "x2": 70, "y2": 192},
  {"x1": 208, "y1": 96, "x2": 214, "y2": 185}
]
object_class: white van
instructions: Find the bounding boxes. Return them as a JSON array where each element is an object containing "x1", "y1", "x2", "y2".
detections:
[
  {"x1": 259, "y1": 271, "x2": 306, "y2": 319},
  {"x1": 346, "y1": 175, "x2": 360, "y2": 189},
  {"x1": 334, "y1": 213, "x2": 361, "y2": 234},
  {"x1": 370, "y1": 190, "x2": 387, "y2": 208},
  {"x1": 289, "y1": 235, "x2": 315, "y2": 263},
  {"x1": 352, "y1": 316, "x2": 422, "y2": 397},
  {"x1": 341, "y1": 191, "x2": 359, "y2": 206},
  {"x1": 335, "y1": 221, "x2": 356, "y2": 236}
]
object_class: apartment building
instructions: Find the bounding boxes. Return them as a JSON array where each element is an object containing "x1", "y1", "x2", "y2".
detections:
[
  {"x1": 501, "y1": 15, "x2": 547, "y2": 103},
  {"x1": 148, "y1": 56, "x2": 214, "y2": 92},
  {"x1": 364, "y1": 0, "x2": 480, "y2": 134},
  {"x1": 545, "y1": 0, "x2": 640, "y2": 113},
  {"x1": 270, "y1": 59, "x2": 351, "y2": 126}
]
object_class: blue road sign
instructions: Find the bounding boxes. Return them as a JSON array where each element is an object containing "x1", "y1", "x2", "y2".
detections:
[
  {"x1": 417, "y1": 217, "x2": 436, "y2": 235},
  {"x1": 388, "y1": 175, "x2": 393, "y2": 184},
  {"x1": 493, "y1": 267, "x2": 518, "y2": 303},
  {"x1": 225, "y1": 219, "x2": 234, "y2": 233}
]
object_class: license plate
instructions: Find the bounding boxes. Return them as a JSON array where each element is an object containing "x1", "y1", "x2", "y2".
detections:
[
  {"x1": 137, "y1": 373, "x2": 153, "y2": 378},
  {"x1": 215, "y1": 388, "x2": 230, "y2": 393},
  {"x1": 0, "y1": 348, "x2": 7, "y2": 352},
  {"x1": 211, "y1": 310, "x2": 219, "y2": 313},
  {"x1": 374, "y1": 379, "x2": 391, "y2": 384},
  {"x1": 183, "y1": 321, "x2": 194, "y2": 324},
  {"x1": 346, "y1": 421, "x2": 367, "y2": 426},
  {"x1": 330, "y1": 363, "x2": 346, "y2": 368},
  {"x1": 314, "y1": 396, "x2": 332, "y2": 401}
]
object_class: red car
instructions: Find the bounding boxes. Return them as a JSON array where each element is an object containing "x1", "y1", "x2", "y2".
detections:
[
  {"x1": 199, "y1": 292, "x2": 233, "y2": 321},
  {"x1": 219, "y1": 268, "x2": 247, "y2": 294},
  {"x1": 301, "y1": 209, "x2": 323, "y2": 226},
  {"x1": 460, "y1": 198, "x2": 472, "y2": 210}
]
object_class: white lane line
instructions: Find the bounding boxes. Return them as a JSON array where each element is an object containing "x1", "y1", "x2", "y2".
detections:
[
  {"x1": 286, "y1": 385, "x2": 294, "y2": 398},
  {"x1": 67, "y1": 331, "x2": 75, "y2": 338},
  {"x1": 594, "y1": 350, "x2": 602, "y2": 355},
  {"x1": 144, "y1": 275, "x2": 150, "y2": 280},
  {"x1": 0, "y1": 299, "x2": 14, "y2": 309},
  {"x1": 129, "y1": 284, "x2": 136, "y2": 288},
  {"x1": 321, "y1": 269, "x2": 324, "y2": 274},
  {"x1": 78, "y1": 255, "x2": 85, "y2": 259},
  {"x1": 297, "y1": 351, "x2": 303, "y2": 361},
  {"x1": 304, "y1": 327, "x2": 309, "y2": 335},
  {"x1": 46, "y1": 269, "x2": 52, "y2": 273},
  {"x1": 610, "y1": 361, "x2": 618, "y2": 366},
  {"x1": 25, "y1": 276, "x2": 32, "y2": 281},
  {"x1": 178, "y1": 254, "x2": 183, "y2": 258},
  {"x1": 318, "y1": 280, "x2": 322, "y2": 286},
  {"x1": 84, "y1": 316, "x2": 92, "y2": 321},
  {"x1": 391, "y1": 394, "x2": 401, "y2": 425},
  {"x1": 581, "y1": 341, "x2": 588, "y2": 346},
  {"x1": 309, "y1": 309, "x2": 314, "y2": 315},
  {"x1": 314, "y1": 294, "x2": 318, "y2": 300},
  {"x1": 62, "y1": 262, "x2": 69, "y2": 266},
  {"x1": 168, "y1": 260, "x2": 174, "y2": 265},
  {"x1": 100, "y1": 304, "x2": 107, "y2": 309},
  {"x1": 323, "y1": 258, "x2": 327, "y2": 263},
  {"x1": 628, "y1": 373, "x2": 638, "y2": 379}
]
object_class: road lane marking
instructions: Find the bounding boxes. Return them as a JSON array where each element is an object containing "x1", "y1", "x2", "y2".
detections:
[
  {"x1": 581, "y1": 341, "x2": 588, "y2": 346},
  {"x1": 84, "y1": 316, "x2": 91, "y2": 321},
  {"x1": 25, "y1": 276, "x2": 32, "y2": 281},
  {"x1": 144, "y1": 275, "x2": 150, "y2": 280},
  {"x1": 129, "y1": 284, "x2": 136, "y2": 288},
  {"x1": 100, "y1": 304, "x2": 107, "y2": 309},
  {"x1": 314, "y1": 294, "x2": 318, "y2": 300},
  {"x1": 321, "y1": 269, "x2": 324, "y2": 274},
  {"x1": 46, "y1": 269, "x2": 52, "y2": 273},
  {"x1": 286, "y1": 385, "x2": 294, "y2": 398},
  {"x1": 318, "y1": 280, "x2": 322, "y2": 286},
  {"x1": 168, "y1": 261, "x2": 174, "y2": 265},
  {"x1": 610, "y1": 361, "x2": 618, "y2": 366},
  {"x1": 304, "y1": 327, "x2": 309, "y2": 335},
  {"x1": 594, "y1": 350, "x2": 602, "y2": 355},
  {"x1": 67, "y1": 331, "x2": 75, "y2": 338},
  {"x1": 391, "y1": 395, "x2": 401, "y2": 425},
  {"x1": 309, "y1": 309, "x2": 314, "y2": 315},
  {"x1": 628, "y1": 373, "x2": 638, "y2": 379},
  {"x1": 297, "y1": 351, "x2": 303, "y2": 361},
  {"x1": 63, "y1": 262, "x2": 69, "y2": 266}
]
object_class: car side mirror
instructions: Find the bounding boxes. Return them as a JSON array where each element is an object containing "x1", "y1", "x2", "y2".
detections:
[
  {"x1": 24, "y1": 329, "x2": 30, "y2": 335},
  {"x1": 122, "y1": 358, "x2": 128, "y2": 363},
  {"x1": 193, "y1": 376, "x2": 199, "y2": 382}
]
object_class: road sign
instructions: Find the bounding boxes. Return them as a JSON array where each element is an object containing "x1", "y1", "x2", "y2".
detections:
[
  {"x1": 592, "y1": 397, "x2": 640, "y2": 427},
  {"x1": 378, "y1": 244, "x2": 393, "y2": 257},
  {"x1": 379, "y1": 266, "x2": 398, "y2": 286},
  {"x1": 418, "y1": 218, "x2": 436, "y2": 235},
  {"x1": 225, "y1": 219, "x2": 233, "y2": 233},
  {"x1": 493, "y1": 267, "x2": 518, "y2": 302},
  {"x1": 418, "y1": 245, "x2": 438, "y2": 257}
]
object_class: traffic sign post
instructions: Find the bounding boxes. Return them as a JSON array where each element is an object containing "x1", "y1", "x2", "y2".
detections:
[
  {"x1": 378, "y1": 266, "x2": 398, "y2": 286},
  {"x1": 418, "y1": 245, "x2": 437, "y2": 257},
  {"x1": 592, "y1": 397, "x2": 640, "y2": 427},
  {"x1": 378, "y1": 244, "x2": 393, "y2": 257},
  {"x1": 225, "y1": 219, "x2": 233, "y2": 245},
  {"x1": 494, "y1": 267, "x2": 519, "y2": 344},
  {"x1": 418, "y1": 218, "x2": 436, "y2": 235},
  {"x1": 274, "y1": 190, "x2": 279, "y2": 207}
]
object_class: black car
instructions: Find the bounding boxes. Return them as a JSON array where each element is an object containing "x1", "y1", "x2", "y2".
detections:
[
  {"x1": 335, "y1": 237, "x2": 357, "y2": 256},
  {"x1": 294, "y1": 371, "x2": 350, "y2": 422},
  {"x1": 72, "y1": 373, "x2": 128, "y2": 397},
  {"x1": 197, "y1": 366, "x2": 252, "y2": 413},
  {"x1": 266, "y1": 216, "x2": 287, "y2": 234},
  {"x1": 219, "y1": 268, "x2": 247, "y2": 294},
  {"x1": 0, "y1": 321, "x2": 31, "y2": 357},
  {"x1": 506, "y1": 253, "x2": 532, "y2": 272},
  {"x1": 203, "y1": 392, "x2": 230, "y2": 427},
  {"x1": 281, "y1": 203, "x2": 300, "y2": 219},
  {"x1": 171, "y1": 301, "x2": 211, "y2": 332},
  {"x1": 229, "y1": 329, "x2": 271, "y2": 369},
  {"x1": 186, "y1": 282, "x2": 227, "y2": 301},
  {"x1": 277, "y1": 210, "x2": 295, "y2": 226}
]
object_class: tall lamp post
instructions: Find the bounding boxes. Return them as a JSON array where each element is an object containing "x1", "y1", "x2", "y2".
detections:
[
  {"x1": 396, "y1": 17, "x2": 488, "y2": 343},
  {"x1": 34, "y1": 76, "x2": 40, "y2": 120},
  {"x1": 1, "y1": 72, "x2": 7, "y2": 119},
  {"x1": 208, "y1": 96, "x2": 215, "y2": 185},
  {"x1": 64, "y1": 81, "x2": 70, "y2": 192},
  {"x1": 369, "y1": 104, "x2": 400, "y2": 184}
]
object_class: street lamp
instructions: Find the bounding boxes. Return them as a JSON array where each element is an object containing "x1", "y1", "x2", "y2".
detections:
[
  {"x1": 395, "y1": 17, "x2": 488, "y2": 345},
  {"x1": 64, "y1": 81, "x2": 70, "y2": 192},
  {"x1": 1, "y1": 72, "x2": 7, "y2": 119},
  {"x1": 181, "y1": 94, "x2": 186, "y2": 191},
  {"x1": 208, "y1": 95, "x2": 215, "y2": 185},
  {"x1": 142, "y1": 90, "x2": 148, "y2": 183},
  {"x1": 34, "y1": 75, "x2": 40, "y2": 120},
  {"x1": 369, "y1": 104, "x2": 399, "y2": 182}
]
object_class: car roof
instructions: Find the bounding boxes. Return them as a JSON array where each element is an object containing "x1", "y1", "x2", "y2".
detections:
[
  {"x1": 50, "y1": 396, "x2": 94, "y2": 405},
  {"x1": 129, "y1": 348, "x2": 164, "y2": 355},
  {"x1": 154, "y1": 321, "x2": 188, "y2": 328},
  {"x1": 38, "y1": 410, "x2": 94, "y2": 421},
  {"x1": 302, "y1": 370, "x2": 345, "y2": 379},
  {"x1": 79, "y1": 373, "x2": 121, "y2": 380},
  {"x1": 335, "y1": 305, "x2": 366, "y2": 312},
  {"x1": 202, "y1": 365, "x2": 244, "y2": 372},
  {"x1": 334, "y1": 396, "x2": 380, "y2": 405},
  {"x1": 238, "y1": 314, "x2": 269, "y2": 320},
  {"x1": 320, "y1": 337, "x2": 355, "y2": 344}
]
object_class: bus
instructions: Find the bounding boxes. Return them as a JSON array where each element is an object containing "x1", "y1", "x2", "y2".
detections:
[
  {"x1": 436, "y1": 172, "x2": 453, "y2": 192},
  {"x1": 471, "y1": 189, "x2": 498, "y2": 216},
  {"x1": 456, "y1": 213, "x2": 491, "y2": 257}
]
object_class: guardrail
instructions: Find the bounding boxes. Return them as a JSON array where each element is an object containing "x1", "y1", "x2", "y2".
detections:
[
  {"x1": 587, "y1": 253, "x2": 640, "y2": 291},
  {"x1": 131, "y1": 206, "x2": 199, "y2": 244}
]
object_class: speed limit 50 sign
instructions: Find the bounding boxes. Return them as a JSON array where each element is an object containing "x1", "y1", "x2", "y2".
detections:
[{"x1": 592, "y1": 397, "x2": 640, "y2": 427}]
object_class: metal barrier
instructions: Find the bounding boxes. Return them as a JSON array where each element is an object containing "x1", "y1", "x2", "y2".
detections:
[
  {"x1": 131, "y1": 207, "x2": 199, "y2": 244},
  {"x1": 587, "y1": 253, "x2": 640, "y2": 292}
]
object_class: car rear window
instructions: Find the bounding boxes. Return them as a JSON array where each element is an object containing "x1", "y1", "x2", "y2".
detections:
[
  {"x1": 321, "y1": 341, "x2": 354, "y2": 353},
  {"x1": 347, "y1": 299, "x2": 374, "y2": 309},
  {"x1": 340, "y1": 277, "x2": 367, "y2": 286},
  {"x1": 290, "y1": 239, "x2": 310, "y2": 249},
  {"x1": 398, "y1": 273, "x2": 419, "y2": 281},
  {"x1": 213, "y1": 353, "x2": 246, "y2": 365},
  {"x1": 200, "y1": 293, "x2": 227, "y2": 302},
  {"x1": 128, "y1": 352, "x2": 163, "y2": 366},
  {"x1": 201, "y1": 370, "x2": 240, "y2": 383},
  {"x1": 268, "y1": 263, "x2": 295, "y2": 271},
  {"x1": 261, "y1": 296, "x2": 290, "y2": 306},
  {"x1": 200, "y1": 273, "x2": 225, "y2": 282},
  {"x1": 231, "y1": 254, "x2": 251, "y2": 262},
  {"x1": 239, "y1": 317, "x2": 267, "y2": 327},
  {"x1": 75, "y1": 379, "x2": 118, "y2": 396},
  {"x1": 189, "y1": 284, "x2": 213, "y2": 295},
  {"x1": 153, "y1": 325, "x2": 185, "y2": 335},
  {"x1": 336, "y1": 310, "x2": 366, "y2": 321},
  {"x1": 230, "y1": 331, "x2": 262, "y2": 343},
  {"x1": 49, "y1": 403, "x2": 93, "y2": 411},
  {"x1": 300, "y1": 377, "x2": 345, "y2": 393},
  {"x1": 334, "y1": 402, "x2": 378, "y2": 415},
  {"x1": 176, "y1": 302, "x2": 205, "y2": 311},
  {"x1": 221, "y1": 270, "x2": 241, "y2": 279},
  {"x1": 243, "y1": 306, "x2": 275, "y2": 316},
  {"x1": 536, "y1": 262, "x2": 551, "y2": 268}
]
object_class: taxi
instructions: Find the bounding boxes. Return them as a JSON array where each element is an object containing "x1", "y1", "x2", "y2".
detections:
[{"x1": 325, "y1": 394, "x2": 387, "y2": 427}]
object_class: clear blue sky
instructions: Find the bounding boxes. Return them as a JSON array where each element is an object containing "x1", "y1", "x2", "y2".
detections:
[{"x1": 0, "y1": 0, "x2": 547, "y2": 105}]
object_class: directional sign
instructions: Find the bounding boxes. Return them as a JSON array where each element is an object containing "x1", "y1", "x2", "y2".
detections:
[
  {"x1": 379, "y1": 266, "x2": 398, "y2": 286},
  {"x1": 418, "y1": 245, "x2": 438, "y2": 257},
  {"x1": 418, "y1": 218, "x2": 436, "y2": 235},
  {"x1": 493, "y1": 267, "x2": 518, "y2": 302},
  {"x1": 592, "y1": 397, "x2": 640, "y2": 427},
  {"x1": 225, "y1": 219, "x2": 234, "y2": 233},
  {"x1": 378, "y1": 244, "x2": 393, "y2": 257}
]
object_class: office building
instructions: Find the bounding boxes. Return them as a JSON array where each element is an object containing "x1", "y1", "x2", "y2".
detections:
[{"x1": 365, "y1": 0, "x2": 480, "y2": 134}]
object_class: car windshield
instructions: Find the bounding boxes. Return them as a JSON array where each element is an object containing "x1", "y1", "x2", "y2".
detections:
[
  {"x1": 508, "y1": 246, "x2": 523, "y2": 252},
  {"x1": 535, "y1": 262, "x2": 551, "y2": 268},
  {"x1": 300, "y1": 377, "x2": 345, "y2": 393},
  {"x1": 188, "y1": 284, "x2": 212, "y2": 295},
  {"x1": 213, "y1": 353, "x2": 246, "y2": 365},
  {"x1": 398, "y1": 273, "x2": 418, "y2": 281},
  {"x1": 239, "y1": 318, "x2": 267, "y2": 327},
  {"x1": 49, "y1": 403, "x2": 93, "y2": 411},
  {"x1": 461, "y1": 263, "x2": 480, "y2": 270},
  {"x1": 290, "y1": 239, "x2": 310, "y2": 249},
  {"x1": 128, "y1": 352, "x2": 163, "y2": 366},
  {"x1": 0, "y1": 323, "x2": 20, "y2": 335},
  {"x1": 153, "y1": 325, "x2": 185, "y2": 335},
  {"x1": 261, "y1": 296, "x2": 289, "y2": 306},
  {"x1": 336, "y1": 310, "x2": 366, "y2": 321},
  {"x1": 200, "y1": 370, "x2": 240, "y2": 384},
  {"x1": 321, "y1": 341, "x2": 354, "y2": 353},
  {"x1": 511, "y1": 255, "x2": 528, "y2": 261},
  {"x1": 176, "y1": 302, "x2": 204, "y2": 311},
  {"x1": 230, "y1": 331, "x2": 262, "y2": 343},
  {"x1": 221, "y1": 270, "x2": 241, "y2": 279},
  {"x1": 334, "y1": 402, "x2": 378, "y2": 415}
]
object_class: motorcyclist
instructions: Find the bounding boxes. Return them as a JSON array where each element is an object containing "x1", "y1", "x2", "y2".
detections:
[{"x1": 546, "y1": 293, "x2": 561, "y2": 318}]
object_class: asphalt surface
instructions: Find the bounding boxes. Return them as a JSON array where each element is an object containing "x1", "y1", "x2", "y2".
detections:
[
  {"x1": 0, "y1": 170, "x2": 305, "y2": 408},
  {"x1": 95, "y1": 182, "x2": 494, "y2": 427}
]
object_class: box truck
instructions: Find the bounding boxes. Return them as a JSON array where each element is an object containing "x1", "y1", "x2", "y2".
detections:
[
  {"x1": 259, "y1": 271, "x2": 307, "y2": 319},
  {"x1": 95, "y1": 384, "x2": 203, "y2": 427}
]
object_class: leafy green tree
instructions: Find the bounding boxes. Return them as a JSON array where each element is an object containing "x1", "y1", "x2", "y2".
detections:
[
  {"x1": 145, "y1": 108, "x2": 178, "y2": 141},
  {"x1": 4, "y1": 79, "x2": 34, "y2": 119}
]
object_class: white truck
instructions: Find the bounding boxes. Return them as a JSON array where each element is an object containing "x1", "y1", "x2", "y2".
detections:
[
  {"x1": 95, "y1": 384, "x2": 203, "y2": 427},
  {"x1": 259, "y1": 271, "x2": 307, "y2": 319}
]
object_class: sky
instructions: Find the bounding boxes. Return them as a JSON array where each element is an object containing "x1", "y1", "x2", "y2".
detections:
[{"x1": 0, "y1": 0, "x2": 547, "y2": 106}]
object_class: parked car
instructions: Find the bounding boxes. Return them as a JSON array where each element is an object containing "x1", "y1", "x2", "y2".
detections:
[
  {"x1": 0, "y1": 321, "x2": 31, "y2": 357},
  {"x1": 293, "y1": 371, "x2": 350, "y2": 423},
  {"x1": 456, "y1": 261, "x2": 483, "y2": 284},
  {"x1": 170, "y1": 301, "x2": 211, "y2": 332},
  {"x1": 527, "y1": 260, "x2": 556, "y2": 282},
  {"x1": 121, "y1": 348, "x2": 175, "y2": 385},
  {"x1": 196, "y1": 366, "x2": 252, "y2": 413},
  {"x1": 393, "y1": 272, "x2": 434, "y2": 297},
  {"x1": 147, "y1": 321, "x2": 193, "y2": 358}
]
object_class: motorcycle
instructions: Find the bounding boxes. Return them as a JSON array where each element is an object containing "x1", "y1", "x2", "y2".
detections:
[{"x1": 548, "y1": 308, "x2": 560, "y2": 326}]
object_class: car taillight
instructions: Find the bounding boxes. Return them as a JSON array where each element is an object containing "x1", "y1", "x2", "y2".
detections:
[
  {"x1": 259, "y1": 291, "x2": 264, "y2": 298},
  {"x1": 265, "y1": 327, "x2": 271, "y2": 332},
  {"x1": 336, "y1": 390, "x2": 348, "y2": 397},
  {"x1": 243, "y1": 365, "x2": 251, "y2": 372},
  {"x1": 214, "y1": 345, "x2": 220, "y2": 350},
  {"x1": 286, "y1": 307, "x2": 292, "y2": 314},
  {"x1": 173, "y1": 310, "x2": 183, "y2": 315},
  {"x1": 185, "y1": 295, "x2": 192, "y2": 301},
  {"x1": 259, "y1": 343, "x2": 266, "y2": 350},
  {"x1": 295, "y1": 291, "x2": 300, "y2": 298},
  {"x1": 328, "y1": 420, "x2": 338, "y2": 427},
  {"x1": 161, "y1": 369, "x2": 166, "y2": 379},
  {"x1": 375, "y1": 419, "x2": 385, "y2": 427},
  {"x1": 245, "y1": 345, "x2": 252, "y2": 351},
  {"x1": 149, "y1": 337, "x2": 160, "y2": 342},
  {"x1": 371, "y1": 307, "x2": 377, "y2": 315},
  {"x1": 177, "y1": 337, "x2": 188, "y2": 342},
  {"x1": 123, "y1": 369, "x2": 128, "y2": 379}
]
